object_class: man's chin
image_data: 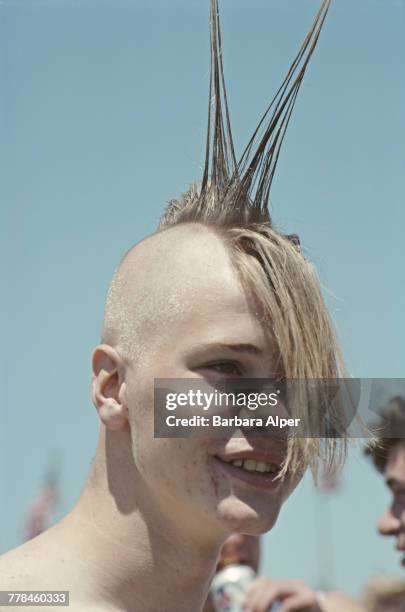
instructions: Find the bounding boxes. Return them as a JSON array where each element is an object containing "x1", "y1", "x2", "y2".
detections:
[{"x1": 216, "y1": 497, "x2": 280, "y2": 536}]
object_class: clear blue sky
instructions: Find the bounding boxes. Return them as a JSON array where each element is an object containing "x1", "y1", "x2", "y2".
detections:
[{"x1": 1, "y1": 0, "x2": 404, "y2": 598}]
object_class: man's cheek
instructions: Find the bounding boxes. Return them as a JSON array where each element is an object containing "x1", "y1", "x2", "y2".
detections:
[{"x1": 135, "y1": 440, "x2": 183, "y2": 484}]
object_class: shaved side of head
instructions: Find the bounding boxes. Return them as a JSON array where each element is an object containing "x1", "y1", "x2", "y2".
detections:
[{"x1": 102, "y1": 223, "x2": 236, "y2": 366}]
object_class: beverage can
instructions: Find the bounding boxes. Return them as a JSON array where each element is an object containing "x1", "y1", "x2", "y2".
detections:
[
  {"x1": 210, "y1": 564, "x2": 282, "y2": 612},
  {"x1": 210, "y1": 564, "x2": 255, "y2": 612}
]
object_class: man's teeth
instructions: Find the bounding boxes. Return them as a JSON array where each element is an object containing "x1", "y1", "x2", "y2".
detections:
[{"x1": 222, "y1": 458, "x2": 279, "y2": 474}]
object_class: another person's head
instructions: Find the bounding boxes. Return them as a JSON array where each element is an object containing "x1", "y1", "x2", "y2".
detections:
[{"x1": 365, "y1": 396, "x2": 405, "y2": 567}]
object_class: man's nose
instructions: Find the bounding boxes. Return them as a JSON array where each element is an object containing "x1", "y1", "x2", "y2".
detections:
[{"x1": 378, "y1": 509, "x2": 402, "y2": 536}]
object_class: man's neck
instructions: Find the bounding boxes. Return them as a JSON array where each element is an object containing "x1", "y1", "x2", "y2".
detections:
[
  {"x1": 49, "y1": 431, "x2": 224, "y2": 611},
  {"x1": 68, "y1": 495, "x2": 220, "y2": 611}
]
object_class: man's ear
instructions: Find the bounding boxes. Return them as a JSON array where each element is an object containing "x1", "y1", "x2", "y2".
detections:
[{"x1": 92, "y1": 344, "x2": 128, "y2": 430}]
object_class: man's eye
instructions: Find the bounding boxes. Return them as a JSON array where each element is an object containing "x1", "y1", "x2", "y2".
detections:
[{"x1": 204, "y1": 362, "x2": 242, "y2": 376}]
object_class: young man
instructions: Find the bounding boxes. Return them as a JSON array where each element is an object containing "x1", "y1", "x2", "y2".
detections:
[
  {"x1": 0, "y1": 1, "x2": 344, "y2": 610},
  {"x1": 365, "y1": 396, "x2": 405, "y2": 568}
]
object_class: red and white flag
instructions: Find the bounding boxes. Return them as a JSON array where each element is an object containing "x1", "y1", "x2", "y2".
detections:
[{"x1": 24, "y1": 465, "x2": 60, "y2": 541}]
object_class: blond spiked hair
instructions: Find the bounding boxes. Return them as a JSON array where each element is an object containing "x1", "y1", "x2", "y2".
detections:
[{"x1": 157, "y1": 0, "x2": 346, "y2": 479}]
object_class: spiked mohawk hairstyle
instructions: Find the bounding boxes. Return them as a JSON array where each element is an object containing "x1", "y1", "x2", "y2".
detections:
[
  {"x1": 159, "y1": 0, "x2": 332, "y2": 229},
  {"x1": 159, "y1": 0, "x2": 346, "y2": 479}
]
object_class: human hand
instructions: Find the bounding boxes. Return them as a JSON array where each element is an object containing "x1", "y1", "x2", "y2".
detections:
[{"x1": 242, "y1": 577, "x2": 324, "y2": 612}]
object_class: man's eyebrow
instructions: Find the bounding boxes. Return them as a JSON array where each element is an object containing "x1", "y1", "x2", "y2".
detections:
[{"x1": 189, "y1": 342, "x2": 263, "y2": 356}]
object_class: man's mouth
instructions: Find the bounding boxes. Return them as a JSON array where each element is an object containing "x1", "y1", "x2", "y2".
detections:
[
  {"x1": 216, "y1": 455, "x2": 280, "y2": 475},
  {"x1": 213, "y1": 452, "x2": 285, "y2": 490}
]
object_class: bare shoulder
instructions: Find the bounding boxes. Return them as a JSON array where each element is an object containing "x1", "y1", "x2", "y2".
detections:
[
  {"x1": 0, "y1": 516, "x2": 75, "y2": 590},
  {"x1": 0, "y1": 523, "x2": 109, "y2": 612},
  {"x1": 0, "y1": 539, "x2": 41, "y2": 591},
  {"x1": 322, "y1": 591, "x2": 366, "y2": 612},
  {"x1": 0, "y1": 542, "x2": 42, "y2": 612},
  {"x1": 0, "y1": 544, "x2": 78, "y2": 612}
]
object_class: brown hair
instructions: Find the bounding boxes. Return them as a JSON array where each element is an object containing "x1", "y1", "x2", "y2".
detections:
[{"x1": 365, "y1": 396, "x2": 405, "y2": 473}]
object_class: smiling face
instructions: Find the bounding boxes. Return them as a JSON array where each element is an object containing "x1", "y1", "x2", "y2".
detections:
[
  {"x1": 378, "y1": 441, "x2": 405, "y2": 567},
  {"x1": 101, "y1": 224, "x2": 301, "y2": 539}
]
